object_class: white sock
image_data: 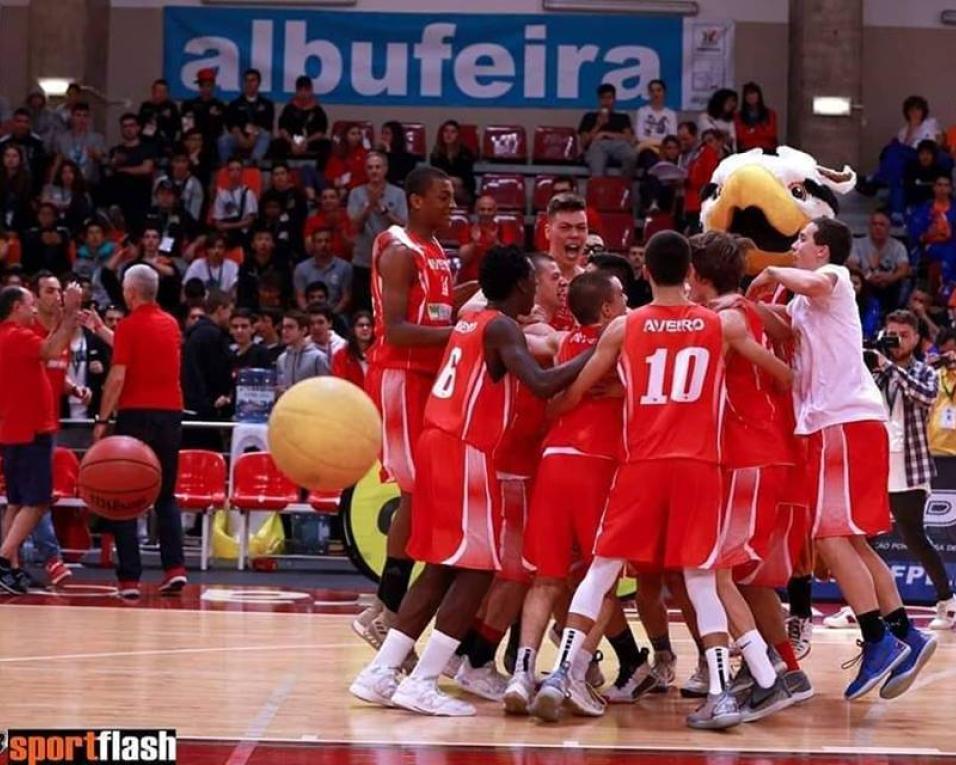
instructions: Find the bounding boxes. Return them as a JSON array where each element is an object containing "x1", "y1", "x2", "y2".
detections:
[
  {"x1": 570, "y1": 649, "x2": 591, "y2": 681},
  {"x1": 372, "y1": 629, "x2": 415, "y2": 669},
  {"x1": 409, "y1": 630, "x2": 460, "y2": 681},
  {"x1": 551, "y1": 628, "x2": 586, "y2": 673},
  {"x1": 516, "y1": 646, "x2": 537, "y2": 675},
  {"x1": 704, "y1": 645, "x2": 730, "y2": 695},
  {"x1": 736, "y1": 630, "x2": 777, "y2": 689}
]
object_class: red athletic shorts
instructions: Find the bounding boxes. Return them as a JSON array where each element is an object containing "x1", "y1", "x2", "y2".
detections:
[
  {"x1": 524, "y1": 451, "x2": 618, "y2": 579},
  {"x1": 365, "y1": 366, "x2": 433, "y2": 494},
  {"x1": 497, "y1": 476, "x2": 532, "y2": 585},
  {"x1": 806, "y1": 421, "x2": 891, "y2": 539},
  {"x1": 595, "y1": 459, "x2": 723, "y2": 570},
  {"x1": 406, "y1": 428, "x2": 502, "y2": 571},
  {"x1": 734, "y1": 503, "x2": 810, "y2": 588},
  {"x1": 717, "y1": 465, "x2": 789, "y2": 568}
]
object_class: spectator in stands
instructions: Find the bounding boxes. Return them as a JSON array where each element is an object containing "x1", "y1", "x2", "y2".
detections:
[
  {"x1": 734, "y1": 81, "x2": 777, "y2": 152},
  {"x1": 148, "y1": 180, "x2": 198, "y2": 260},
  {"x1": 903, "y1": 140, "x2": 952, "y2": 211},
  {"x1": 928, "y1": 328, "x2": 956, "y2": 456},
  {"x1": 153, "y1": 152, "x2": 204, "y2": 223},
  {"x1": 533, "y1": 176, "x2": 602, "y2": 253},
  {"x1": 331, "y1": 310, "x2": 373, "y2": 388},
  {"x1": 182, "y1": 128, "x2": 214, "y2": 190},
  {"x1": 257, "y1": 196, "x2": 298, "y2": 265},
  {"x1": 303, "y1": 186, "x2": 354, "y2": 261},
  {"x1": 76, "y1": 220, "x2": 116, "y2": 282},
  {"x1": 52, "y1": 102, "x2": 104, "y2": 187},
  {"x1": 849, "y1": 265, "x2": 883, "y2": 341},
  {"x1": 0, "y1": 144, "x2": 33, "y2": 235},
  {"x1": 276, "y1": 309, "x2": 329, "y2": 392},
  {"x1": 847, "y1": 209, "x2": 911, "y2": 313},
  {"x1": 457, "y1": 194, "x2": 518, "y2": 283},
  {"x1": 326, "y1": 122, "x2": 369, "y2": 196},
  {"x1": 641, "y1": 134, "x2": 684, "y2": 215},
  {"x1": 379, "y1": 120, "x2": 417, "y2": 187},
  {"x1": 138, "y1": 78, "x2": 180, "y2": 155},
  {"x1": 899, "y1": 95, "x2": 942, "y2": 149},
  {"x1": 236, "y1": 228, "x2": 291, "y2": 310},
  {"x1": 683, "y1": 129, "x2": 722, "y2": 233},
  {"x1": 0, "y1": 108, "x2": 48, "y2": 193},
  {"x1": 623, "y1": 244, "x2": 652, "y2": 306},
  {"x1": 212, "y1": 157, "x2": 258, "y2": 247},
  {"x1": 578, "y1": 84, "x2": 637, "y2": 180},
  {"x1": 107, "y1": 226, "x2": 182, "y2": 313},
  {"x1": 909, "y1": 286, "x2": 944, "y2": 348},
  {"x1": 256, "y1": 272, "x2": 285, "y2": 312},
  {"x1": 634, "y1": 79, "x2": 677, "y2": 167},
  {"x1": 255, "y1": 308, "x2": 284, "y2": 364},
  {"x1": 181, "y1": 289, "x2": 234, "y2": 431},
  {"x1": 307, "y1": 302, "x2": 347, "y2": 363},
  {"x1": 41, "y1": 159, "x2": 92, "y2": 234},
  {"x1": 51, "y1": 83, "x2": 81, "y2": 134},
  {"x1": 23, "y1": 87, "x2": 58, "y2": 151},
  {"x1": 274, "y1": 75, "x2": 330, "y2": 168},
  {"x1": 294, "y1": 227, "x2": 352, "y2": 313},
  {"x1": 698, "y1": 88, "x2": 738, "y2": 154},
  {"x1": 909, "y1": 174, "x2": 956, "y2": 289},
  {"x1": 348, "y1": 152, "x2": 407, "y2": 310},
  {"x1": 64, "y1": 299, "x2": 111, "y2": 420},
  {"x1": 676, "y1": 121, "x2": 699, "y2": 171},
  {"x1": 260, "y1": 161, "x2": 307, "y2": 254},
  {"x1": 21, "y1": 203, "x2": 71, "y2": 276},
  {"x1": 181, "y1": 69, "x2": 225, "y2": 155},
  {"x1": 105, "y1": 113, "x2": 157, "y2": 234},
  {"x1": 103, "y1": 304, "x2": 125, "y2": 331},
  {"x1": 220, "y1": 68, "x2": 274, "y2": 163},
  {"x1": 430, "y1": 119, "x2": 476, "y2": 203},
  {"x1": 229, "y1": 307, "x2": 272, "y2": 373},
  {"x1": 183, "y1": 232, "x2": 238, "y2": 295}
]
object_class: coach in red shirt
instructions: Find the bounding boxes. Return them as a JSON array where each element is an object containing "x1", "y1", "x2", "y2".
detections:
[
  {"x1": 94, "y1": 264, "x2": 186, "y2": 599},
  {"x1": 0, "y1": 283, "x2": 80, "y2": 595}
]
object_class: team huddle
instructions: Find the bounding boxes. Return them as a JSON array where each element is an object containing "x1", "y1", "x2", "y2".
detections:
[{"x1": 344, "y1": 165, "x2": 937, "y2": 728}]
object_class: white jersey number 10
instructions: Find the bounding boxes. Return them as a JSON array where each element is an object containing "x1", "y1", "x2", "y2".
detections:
[{"x1": 639, "y1": 347, "x2": 710, "y2": 405}]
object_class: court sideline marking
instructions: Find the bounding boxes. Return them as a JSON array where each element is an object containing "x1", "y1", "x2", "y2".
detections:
[
  {"x1": 0, "y1": 643, "x2": 355, "y2": 664},
  {"x1": 225, "y1": 673, "x2": 298, "y2": 765}
]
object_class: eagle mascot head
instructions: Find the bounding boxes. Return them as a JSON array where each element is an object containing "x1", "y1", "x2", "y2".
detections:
[{"x1": 700, "y1": 146, "x2": 856, "y2": 274}]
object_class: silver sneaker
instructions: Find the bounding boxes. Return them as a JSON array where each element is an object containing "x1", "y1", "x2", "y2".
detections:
[
  {"x1": 783, "y1": 669, "x2": 814, "y2": 703},
  {"x1": 391, "y1": 675, "x2": 476, "y2": 717},
  {"x1": 454, "y1": 657, "x2": 509, "y2": 702},
  {"x1": 530, "y1": 665, "x2": 570, "y2": 723},
  {"x1": 567, "y1": 675, "x2": 606, "y2": 717},
  {"x1": 787, "y1": 616, "x2": 813, "y2": 660},
  {"x1": 503, "y1": 670, "x2": 536, "y2": 715},
  {"x1": 351, "y1": 601, "x2": 386, "y2": 649},
  {"x1": 728, "y1": 662, "x2": 755, "y2": 703},
  {"x1": 686, "y1": 691, "x2": 742, "y2": 730},
  {"x1": 647, "y1": 650, "x2": 677, "y2": 692},
  {"x1": 739, "y1": 676, "x2": 795, "y2": 722},
  {"x1": 349, "y1": 663, "x2": 401, "y2": 707},
  {"x1": 681, "y1": 656, "x2": 709, "y2": 699}
]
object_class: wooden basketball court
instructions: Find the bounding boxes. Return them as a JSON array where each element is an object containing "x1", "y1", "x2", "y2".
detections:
[{"x1": 0, "y1": 584, "x2": 952, "y2": 764}]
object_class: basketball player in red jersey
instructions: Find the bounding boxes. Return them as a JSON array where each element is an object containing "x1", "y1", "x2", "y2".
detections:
[
  {"x1": 531, "y1": 231, "x2": 790, "y2": 728},
  {"x1": 545, "y1": 193, "x2": 588, "y2": 330},
  {"x1": 504, "y1": 271, "x2": 627, "y2": 716},
  {"x1": 355, "y1": 166, "x2": 477, "y2": 650},
  {"x1": 350, "y1": 245, "x2": 593, "y2": 717},
  {"x1": 688, "y1": 231, "x2": 811, "y2": 718}
]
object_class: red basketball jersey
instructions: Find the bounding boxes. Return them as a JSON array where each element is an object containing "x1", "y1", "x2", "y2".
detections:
[
  {"x1": 543, "y1": 324, "x2": 622, "y2": 460},
  {"x1": 495, "y1": 380, "x2": 547, "y2": 477},
  {"x1": 619, "y1": 303, "x2": 724, "y2": 463},
  {"x1": 717, "y1": 298, "x2": 794, "y2": 469},
  {"x1": 424, "y1": 309, "x2": 513, "y2": 453},
  {"x1": 368, "y1": 225, "x2": 455, "y2": 375}
]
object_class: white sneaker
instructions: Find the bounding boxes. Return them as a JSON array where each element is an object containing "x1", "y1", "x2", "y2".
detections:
[
  {"x1": 786, "y1": 616, "x2": 813, "y2": 660},
  {"x1": 680, "y1": 656, "x2": 709, "y2": 699},
  {"x1": 650, "y1": 651, "x2": 677, "y2": 690},
  {"x1": 503, "y1": 670, "x2": 536, "y2": 715},
  {"x1": 443, "y1": 653, "x2": 463, "y2": 680},
  {"x1": 454, "y1": 657, "x2": 508, "y2": 701},
  {"x1": 567, "y1": 676, "x2": 606, "y2": 717},
  {"x1": 823, "y1": 606, "x2": 857, "y2": 629},
  {"x1": 351, "y1": 602, "x2": 388, "y2": 650},
  {"x1": 929, "y1": 597, "x2": 956, "y2": 630},
  {"x1": 349, "y1": 664, "x2": 401, "y2": 707},
  {"x1": 603, "y1": 662, "x2": 653, "y2": 703},
  {"x1": 391, "y1": 675, "x2": 476, "y2": 717}
]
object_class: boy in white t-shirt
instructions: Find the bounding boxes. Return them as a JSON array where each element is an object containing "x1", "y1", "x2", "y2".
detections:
[
  {"x1": 634, "y1": 79, "x2": 678, "y2": 147},
  {"x1": 748, "y1": 217, "x2": 936, "y2": 703}
]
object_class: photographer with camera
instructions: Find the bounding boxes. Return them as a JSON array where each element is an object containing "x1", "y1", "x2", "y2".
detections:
[
  {"x1": 928, "y1": 328, "x2": 956, "y2": 457},
  {"x1": 872, "y1": 310, "x2": 956, "y2": 629}
]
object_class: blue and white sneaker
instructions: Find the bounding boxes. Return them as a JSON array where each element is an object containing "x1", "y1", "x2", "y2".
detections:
[
  {"x1": 843, "y1": 634, "x2": 910, "y2": 701},
  {"x1": 880, "y1": 627, "x2": 937, "y2": 700}
]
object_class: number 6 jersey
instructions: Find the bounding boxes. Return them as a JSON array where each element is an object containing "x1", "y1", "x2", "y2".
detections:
[
  {"x1": 618, "y1": 303, "x2": 724, "y2": 464},
  {"x1": 423, "y1": 309, "x2": 514, "y2": 454}
]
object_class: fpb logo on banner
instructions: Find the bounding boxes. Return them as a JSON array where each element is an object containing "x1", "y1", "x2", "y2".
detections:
[{"x1": 163, "y1": 9, "x2": 733, "y2": 109}]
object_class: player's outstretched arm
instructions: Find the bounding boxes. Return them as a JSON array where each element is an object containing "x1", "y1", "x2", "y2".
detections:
[
  {"x1": 486, "y1": 316, "x2": 593, "y2": 399},
  {"x1": 749, "y1": 265, "x2": 836, "y2": 300},
  {"x1": 379, "y1": 243, "x2": 454, "y2": 347},
  {"x1": 548, "y1": 315, "x2": 625, "y2": 416},
  {"x1": 751, "y1": 301, "x2": 794, "y2": 343},
  {"x1": 721, "y1": 309, "x2": 793, "y2": 388}
]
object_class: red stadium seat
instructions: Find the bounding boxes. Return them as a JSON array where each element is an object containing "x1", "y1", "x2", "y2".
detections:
[
  {"x1": 402, "y1": 122, "x2": 427, "y2": 159},
  {"x1": 214, "y1": 166, "x2": 263, "y2": 197},
  {"x1": 642, "y1": 211, "x2": 678, "y2": 242},
  {"x1": 600, "y1": 212, "x2": 636, "y2": 253},
  {"x1": 479, "y1": 174, "x2": 526, "y2": 211},
  {"x1": 439, "y1": 210, "x2": 471, "y2": 248},
  {"x1": 332, "y1": 120, "x2": 374, "y2": 150},
  {"x1": 482, "y1": 125, "x2": 528, "y2": 163},
  {"x1": 586, "y1": 177, "x2": 633, "y2": 212},
  {"x1": 50, "y1": 448, "x2": 90, "y2": 563},
  {"x1": 532, "y1": 175, "x2": 556, "y2": 211},
  {"x1": 176, "y1": 450, "x2": 227, "y2": 571},
  {"x1": 307, "y1": 490, "x2": 342, "y2": 515},
  {"x1": 459, "y1": 124, "x2": 480, "y2": 157},
  {"x1": 52, "y1": 447, "x2": 80, "y2": 503},
  {"x1": 494, "y1": 213, "x2": 525, "y2": 247},
  {"x1": 230, "y1": 452, "x2": 299, "y2": 571},
  {"x1": 533, "y1": 126, "x2": 580, "y2": 164}
]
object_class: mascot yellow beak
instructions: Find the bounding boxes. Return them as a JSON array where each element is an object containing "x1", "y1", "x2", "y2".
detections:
[{"x1": 704, "y1": 163, "x2": 807, "y2": 274}]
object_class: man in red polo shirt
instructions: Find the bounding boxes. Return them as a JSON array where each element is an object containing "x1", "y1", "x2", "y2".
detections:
[
  {"x1": 94, "y1": 264, "x2": 186, "y2": 599},
  {"x1": 0, "y1": 283, "x2": 80, "y2": 594}
]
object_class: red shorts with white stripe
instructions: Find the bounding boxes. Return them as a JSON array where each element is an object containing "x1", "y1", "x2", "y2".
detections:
[
  {"x1": 595, "y1": 459, "x2": 723, "y2": 570},
  {"x1": 497, "y1": 476, "x2": 532, "y2": 584},
  {"x1": 734, "y1": 503, "x2": 811, "y2": 588},
  {"x1": 716, "y1": 465, "x2": 789, "y2": 569},
  {"x1": 365, "y1": 365, "x2": 433, "y2": 494},
  {"x1": 806, "y1": 421, "x2": 891, "y2": 539},
  {"x1": 406, "y1": 428, "x2": 502, "y2": 571},
  {"x1": 524, "y1": 451, "x2": 618, "y2": 579}
]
